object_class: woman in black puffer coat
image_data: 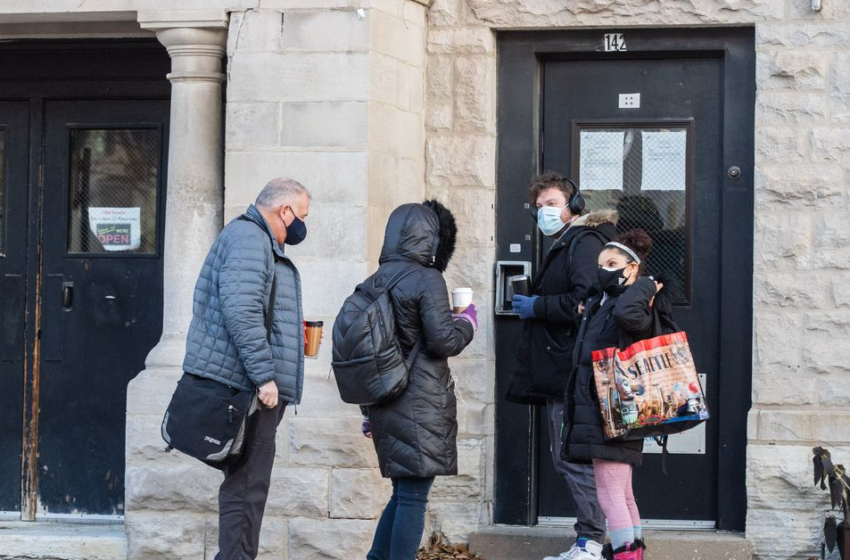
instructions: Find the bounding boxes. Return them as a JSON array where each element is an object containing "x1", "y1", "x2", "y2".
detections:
[
  {"x1": 563, "y1": 230, "x2": 677, "y2": 560},
  {"x1": 363, "y1": 200, "x2": 477, "y2": 560}
]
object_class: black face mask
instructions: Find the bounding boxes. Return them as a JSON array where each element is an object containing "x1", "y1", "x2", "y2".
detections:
[
  {"x1": 284, "y1": 214, "x2": 307, "y2": 246},
  {"x1": 598, "y1": 266, "x2": 629, "y2": 296}
]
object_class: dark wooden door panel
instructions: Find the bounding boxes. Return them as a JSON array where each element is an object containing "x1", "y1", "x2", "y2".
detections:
[
  {"x1": 37, "y1": 100, "x2": 169, "y2": 515},
  {"x1": 0, "y1": 101, "x2": 31, "y2": 513}
]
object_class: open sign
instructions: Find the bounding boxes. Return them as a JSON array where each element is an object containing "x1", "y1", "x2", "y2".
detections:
[
  {"x1": 97, "y1": 224, "x2": 132, "y2": 246},
  {"x1": 88, "y1": 208, "x2": 141, "y2": 252}
]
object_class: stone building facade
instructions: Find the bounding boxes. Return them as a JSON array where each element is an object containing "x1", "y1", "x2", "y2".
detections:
[{"x1": 0, "y1": 1, "x2": 848, "y2": 559}]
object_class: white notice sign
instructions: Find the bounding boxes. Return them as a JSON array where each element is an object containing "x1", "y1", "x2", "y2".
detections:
[
  {"x1": 641, "y1": 130, "x2": 687, "y2": 191},
  {"x1": 579, "y1": 131, "x2": 625, "y2": 191},
  {"x1": 88, "y1": 207, "x2": 142, "y2": 252}
]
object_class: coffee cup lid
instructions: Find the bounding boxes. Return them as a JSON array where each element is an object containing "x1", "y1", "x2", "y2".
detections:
[{"x1": 306, "y1": 321, "x2": 324, "y2": 327}]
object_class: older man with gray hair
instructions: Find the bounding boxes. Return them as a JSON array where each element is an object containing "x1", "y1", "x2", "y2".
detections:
[{"x1": 181, "y1": 177, "x2": 312, "y2": 559}]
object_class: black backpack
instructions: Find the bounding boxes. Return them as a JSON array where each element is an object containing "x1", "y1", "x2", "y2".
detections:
[{"x1": 331, "y1": 268, "x2": 421, "y2": 406}]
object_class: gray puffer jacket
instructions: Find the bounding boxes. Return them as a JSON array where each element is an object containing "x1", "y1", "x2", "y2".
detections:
[
  {"x1": 183, "y1": 204, "x2": 304, "y2": 404},
  {"x1": 367, "y1": 201, "x2": 475, "y2": 478}
]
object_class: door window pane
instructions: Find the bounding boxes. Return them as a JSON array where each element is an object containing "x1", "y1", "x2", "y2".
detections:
[
  {"x1": 67, "y1": 129, "x2": 160, "y2": 254},
  {"x1": 0, "y1": 129, "x2": 5, "y2": 254},
  {"x1": 576, "y1": 125, "x2": 690, "y2": 297}
]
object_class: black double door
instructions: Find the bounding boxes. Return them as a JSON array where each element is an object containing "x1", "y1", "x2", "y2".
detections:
[
  {"x1": 495, "y1": 29, "x2": 754, "y2": 530},
  {"x1": 0, "y1": 41, "x2": 170, "y2": 518}
]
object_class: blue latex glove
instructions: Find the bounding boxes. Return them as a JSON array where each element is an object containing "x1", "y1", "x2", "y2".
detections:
[{"x1": 512, "y1": 295, "x2": 538, "y2": 320}]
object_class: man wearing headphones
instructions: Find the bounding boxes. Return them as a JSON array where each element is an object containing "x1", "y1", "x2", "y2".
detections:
[{"x1": 509, "y1": 172, "x2": 619, "y2": 560}]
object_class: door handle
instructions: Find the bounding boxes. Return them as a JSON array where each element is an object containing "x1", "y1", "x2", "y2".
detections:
[{"x1": 62, "y1": 283, "x2": 74, "y2": 309}]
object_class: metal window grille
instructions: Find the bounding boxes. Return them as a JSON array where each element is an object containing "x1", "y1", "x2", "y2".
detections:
[
  {"x1": 577, "y1": 126, "x2": 690, "y2": 296},
  {"x1": 67, "y1": 129, "x2": 160, "y2": 254}
]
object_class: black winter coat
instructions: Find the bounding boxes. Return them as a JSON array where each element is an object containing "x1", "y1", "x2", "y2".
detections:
[
  {"x1": 507, "y1": 211, "x2": 618, "y2": 405},
  {"x1": 366, "y1": 202, "x2": 475, "y2": 478},
  {"x1": 563, "y1": 277, "x2": 675, "y2": 466}
]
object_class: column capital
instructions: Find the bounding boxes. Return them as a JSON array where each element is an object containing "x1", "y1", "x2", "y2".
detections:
[{"x1": 138, "y1": 11, "x2": 228, "y2": 84}]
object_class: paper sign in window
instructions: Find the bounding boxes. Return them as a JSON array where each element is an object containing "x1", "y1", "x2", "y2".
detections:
[
  {"x1": 579, "y1": 131, "x2": 625, "y2": 191},
  {"x1": 88, "y1": 207, "x2": 141, "y2": 252},
  {"x1": 641, "y1": 130, "x2": 687, "y2": 191}
]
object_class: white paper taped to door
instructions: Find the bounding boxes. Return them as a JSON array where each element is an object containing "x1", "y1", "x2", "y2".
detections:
[
  {"x1": 579, "y1": 130, "x2": 624, "y2": 191},
  {"x1": 641, "y1": 130, "x2": 687, "y2": 191},
  {"x1": 88, "y1": 207, "x2": 142, "y2": 252}
]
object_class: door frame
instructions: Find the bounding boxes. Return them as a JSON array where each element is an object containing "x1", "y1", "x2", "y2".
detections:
[
  {"x1": 494, "y1": 28, "x2": 755, "y2": 532},
  {"x1": 0, "y1": 39, "x2": 171, "y2": 520}
]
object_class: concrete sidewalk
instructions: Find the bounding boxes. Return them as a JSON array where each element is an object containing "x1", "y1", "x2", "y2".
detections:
[
  {"x1": 469, "y1": 526, "x2": 752, "y2": 560},
  {"x1": 0, "y1": 522, "x2": 126, "y2": 560}
]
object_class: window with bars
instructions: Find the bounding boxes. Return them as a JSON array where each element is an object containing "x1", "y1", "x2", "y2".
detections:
[
  {"x1": 67, "y1": 129, "x2": 160, "y2": 255},
  {"x1": 574, "y1": 123, "x2": 692, "y2": 298}
]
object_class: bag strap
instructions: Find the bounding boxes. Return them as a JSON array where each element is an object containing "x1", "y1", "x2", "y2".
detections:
[{"x1": 654, "y1": 435, "x2": 670, "y2": 476}]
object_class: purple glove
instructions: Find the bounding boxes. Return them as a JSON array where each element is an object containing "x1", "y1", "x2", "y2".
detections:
[
  {"x1": 452, "y1": 302, "x2": 478, "y2": 331},
  {"x1": 361, "y1": 416, "x2": 372, "y2": 439}
]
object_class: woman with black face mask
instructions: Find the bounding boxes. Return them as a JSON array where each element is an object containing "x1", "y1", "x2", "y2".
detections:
[{"x1": 562, "y1": 229, "x2": 676, "y2": 560}]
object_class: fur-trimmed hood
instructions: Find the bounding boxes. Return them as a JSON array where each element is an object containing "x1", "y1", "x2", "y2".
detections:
[
  {"x1": 378, "y1": 200, "x2": 457, "y2": 273},
  {"x1": 572, "y1": 209, "x2": 619, "y2": 229}
]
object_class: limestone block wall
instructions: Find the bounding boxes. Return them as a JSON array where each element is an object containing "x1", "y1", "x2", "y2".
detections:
[
  {"x1": 124, "y1": 2, "x2": 429, "y2": 559},
  {"x1": 221, "y1": 3, "x2": 428, "y2": 559},
  {"x1": 424, "y1": 1, "x2": 850, "y2": 558}
]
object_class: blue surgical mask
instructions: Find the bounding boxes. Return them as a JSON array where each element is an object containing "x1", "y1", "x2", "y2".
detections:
[{"x1": 537, "y1": 206, "x2": 566, "y2": 237}]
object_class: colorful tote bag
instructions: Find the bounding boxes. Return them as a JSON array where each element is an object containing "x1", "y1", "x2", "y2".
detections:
[{"x1": 592, "y1": 332, "x2": 709, "y2": 442}]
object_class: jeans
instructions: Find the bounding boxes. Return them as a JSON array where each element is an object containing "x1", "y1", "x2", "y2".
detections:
[
  {"x1": 547, "y1": 399, "x2": 607, "y2": 543},
  {"x1": 367, "y1": 477, "x2": 435, "y2": 560}
]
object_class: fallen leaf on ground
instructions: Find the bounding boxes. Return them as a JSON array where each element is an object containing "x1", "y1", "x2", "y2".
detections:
[{"x1": 417, "y1": 533, "x2": 483, "y2": 559}]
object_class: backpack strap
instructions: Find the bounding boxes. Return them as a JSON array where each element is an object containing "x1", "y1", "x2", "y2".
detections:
[
  {"x1": 567, "y1": 229, "x2": 609, "y2": 268},
  {"x1": 376, "y1": 266, "x2": 420, "y2": 292},
  {"x1": 374, "y1": 266, "x2": 423, "y2": 367}
]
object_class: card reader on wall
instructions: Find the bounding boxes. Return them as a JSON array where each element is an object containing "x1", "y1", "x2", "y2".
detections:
[{"x1": 495, "y1": 261, "x2": 532, "y2": 316}]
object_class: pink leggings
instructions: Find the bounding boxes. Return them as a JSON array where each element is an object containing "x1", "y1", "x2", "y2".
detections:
[{"x1": 592, "y1": 459, "x2": 641, "y2": 531}]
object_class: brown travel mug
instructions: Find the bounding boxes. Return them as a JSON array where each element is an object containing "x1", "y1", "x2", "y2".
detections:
[{"x1": 304, "y1": 321, "x2": 323, "y2": 359}]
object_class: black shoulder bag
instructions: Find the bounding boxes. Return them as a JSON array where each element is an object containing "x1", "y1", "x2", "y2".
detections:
[{"x1": 161, "y1": 270, "x2": 275, "y2": 470}]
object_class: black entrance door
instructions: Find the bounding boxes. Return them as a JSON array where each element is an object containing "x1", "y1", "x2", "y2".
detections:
[
  {"x1": 0, "y1": 101, "x2": 31, "y2": 513},
  {"x1": 495, "y1": 29, "x2": 754, "y2": 531},
  {"x1": 0, "y1": 41, "x2": 170, "y2": 519},
  {"x1": 37, "y1": 100, "x2": 169, "y2": 516}
]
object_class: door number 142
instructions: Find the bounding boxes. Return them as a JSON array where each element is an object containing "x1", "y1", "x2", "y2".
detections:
[{"x1": 604, "y1": 33, "x2": 627, "y2": 52}]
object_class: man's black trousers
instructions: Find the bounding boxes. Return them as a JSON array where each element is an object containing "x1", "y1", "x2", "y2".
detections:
[{"x1": 215, "y1": 397, "x2": 286, "y2": 560}]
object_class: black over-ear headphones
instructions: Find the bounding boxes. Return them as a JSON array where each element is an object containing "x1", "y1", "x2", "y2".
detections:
[{"x1": 565, "y1": 177, "x2": 585, "y2": 215}]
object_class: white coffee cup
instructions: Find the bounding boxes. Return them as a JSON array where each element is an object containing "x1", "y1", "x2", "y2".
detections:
[{"x1": 451, "y1": 287, "x2": 474, "y2": 313}]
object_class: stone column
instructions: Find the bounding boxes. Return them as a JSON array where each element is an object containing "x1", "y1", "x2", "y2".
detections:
[
  {"x1": 139, "y1": 11, "x2": 228, "y2": 359},
  {"x1": 124, "y1": 12, "x2": 228, "y2": 559}
]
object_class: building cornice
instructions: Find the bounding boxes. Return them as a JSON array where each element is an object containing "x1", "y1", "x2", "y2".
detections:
[{"x1": 137, "y1": 9, "x2": 229, "y2": 31}]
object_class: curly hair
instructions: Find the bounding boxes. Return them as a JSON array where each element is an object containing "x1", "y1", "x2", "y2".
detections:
[
  {"x1": 613, "y1": 229, "x2": 653, "y2": 272},
  {"x1": 527, "y1": 171, "x2": 576, "y2": 204}
]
